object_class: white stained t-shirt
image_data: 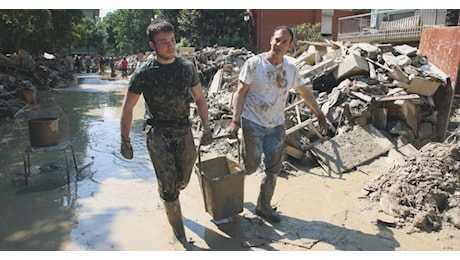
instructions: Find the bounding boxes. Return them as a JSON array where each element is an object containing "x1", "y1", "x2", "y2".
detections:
[{"x1": 239, "y1": 53, "x2": 305, "y2": 128}]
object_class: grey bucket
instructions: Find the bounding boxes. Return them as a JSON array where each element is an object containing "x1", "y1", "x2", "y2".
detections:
[{"x1": 28, "y1": 117, "x2": 59, "y2": 147}]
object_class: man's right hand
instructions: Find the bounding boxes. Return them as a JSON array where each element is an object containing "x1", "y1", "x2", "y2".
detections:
[
  {"x1": 120, "y1": 137, "x2": 133, "y2": 160},
  {"x1": 228, "y1": 121, "x2": 240, "y2": 137}
]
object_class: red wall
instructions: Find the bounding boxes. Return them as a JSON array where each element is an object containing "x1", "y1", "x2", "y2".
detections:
[
  {"x1": 251, "y1": 9, "x2": 356, "y2": 53},
  {"x1": 419, "y1": 27, "x2": 460, "y2": 90},
  {"x1": 418, "y1": 27, "x2": 460, "y2": 141},
  {"x1": 252, "y1": 9, "x2": 322, "y2": 53}
]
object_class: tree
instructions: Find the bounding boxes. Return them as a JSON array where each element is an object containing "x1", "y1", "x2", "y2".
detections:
[
  {"x1": 176, "y1": 9, "x2": 253, "y2": 50},
  {"x1": 0, "y1": 10, "x2": 52, "y2": 54},
  {"x1": 102, "y1": 10, "x2": 153, "y2": 56},
  {"x1": 49, "y1": 10, "x2": 84, "y2": 53},
  {"x1": 292, "y1": 22, "x2": 324, "y2": 42}
]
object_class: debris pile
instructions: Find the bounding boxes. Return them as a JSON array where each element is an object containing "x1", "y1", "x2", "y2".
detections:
[
  {"x1": 363, "y1": 127, "x2": 460, "y2": 232},
  {"x1": 293, "y1": 41, "x2": 449, "y2": 149},
  {"x1": 189, "y1": 41, "x2": 453, "y2": 163},
  {"x1": 186, "y1": 41, "x2": 459, "y2": 232},
  {"x1": 0, "y1": 50, "x2": 75, "y2": 121}
]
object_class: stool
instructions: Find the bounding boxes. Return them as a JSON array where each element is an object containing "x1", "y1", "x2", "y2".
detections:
[{"x1": 23, "y1": 140, "x2": 78, "y2": 188}]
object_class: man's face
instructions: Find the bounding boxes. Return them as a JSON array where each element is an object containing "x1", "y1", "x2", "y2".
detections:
[
  {"x1": 270, "y1": 29, "x2": 293, "y2": 55},
  {"x1": 150, "y1": 31, "x2": 176, "y2": 60}
]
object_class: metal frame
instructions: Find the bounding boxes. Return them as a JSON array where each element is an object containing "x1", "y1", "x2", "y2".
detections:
[{"x1": 23, "y1": 140, "x2": 78, "y2": 188}]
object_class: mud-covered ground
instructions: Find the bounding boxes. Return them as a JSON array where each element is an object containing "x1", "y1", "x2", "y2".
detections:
[{"x1": 0, "y1": 73, "x2": 459, "y2": 254}]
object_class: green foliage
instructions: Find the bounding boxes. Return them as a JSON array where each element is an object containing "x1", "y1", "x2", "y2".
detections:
[
  {"x1": 292, "y1": 22, "x2": 324, "y2": 42},
  {"x1": 176, "y1": 37, "x2": 192, "y2": 50},
  {"x1": 49, "y1": 10, "x2": 85, "y2": 53},
  {"x1": 102, "y1": 9, "x2": 153, "y2": 56},
  {"x1": 0, "y1": 9, "x2": 255, "y2": 57},
  {"x1": 176, "y1": 10, "x2": 254, "y2": 50},
  {"x1": 0, "y1": 9, "x2": 88, "y2": 55},
  {"x1": 0, "y1": 10, "x2": 52, "y2": 54}
]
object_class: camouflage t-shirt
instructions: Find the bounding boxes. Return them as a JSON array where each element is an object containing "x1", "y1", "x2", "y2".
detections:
[{"x1": 128, "y1": 56, "x2": 200, "y2": 128}]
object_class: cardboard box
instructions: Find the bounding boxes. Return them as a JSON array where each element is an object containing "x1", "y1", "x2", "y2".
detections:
[{"x1": 404, "y1": 76, "x2": 441, "y2": 96}]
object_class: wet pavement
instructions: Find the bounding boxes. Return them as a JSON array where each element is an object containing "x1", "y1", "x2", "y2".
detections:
[
  {"x1": 1, "y1": 73, "x2": 460, "y2": 253},
  {"x1": 0, "y1": 73, "x2": 153, "y2": 250}
]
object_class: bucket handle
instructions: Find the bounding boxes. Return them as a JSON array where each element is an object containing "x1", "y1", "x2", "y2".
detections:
[{"x1": 197, "y1": 134, "x2": 241, "y2": 175}]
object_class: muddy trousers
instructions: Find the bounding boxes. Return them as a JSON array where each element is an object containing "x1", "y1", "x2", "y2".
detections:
[
  {"x1": 163, "y1": 199, "x2": 190, "y2": 250},
  {"x1": 241, "y1": 118, "x2": 284, "y2": 223},
  {"x1": 147, "y1": 127, "x2": 195, "y2": 250},
  {"x1": 255, "y1": 173, "x2": 281, "y2": 222}
]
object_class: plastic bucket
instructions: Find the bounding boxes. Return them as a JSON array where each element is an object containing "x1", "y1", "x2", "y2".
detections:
[
  {"x1": 28, "y1": 117, "x2": 59, "y2": 147},
  {"x1": 194, "y1": 156, "x2": 245, "y2": 221}
]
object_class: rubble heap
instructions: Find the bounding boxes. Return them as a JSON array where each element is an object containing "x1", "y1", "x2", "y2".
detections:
[
  {"x1": 190, "y1": 41, "x2": 453, "y2": 161},
  {"x1": 293, "y1": 41, "x2": 449, "y2": 149},
  {"x1": 186, "y1": 41, "x2": 458, "y2": 232},
  {"x1": 363, "y1": 127, "x2": 460, "y2": 232},
  {"x1": 0, "y1": 50, "x2": 75, "y2": 121}
]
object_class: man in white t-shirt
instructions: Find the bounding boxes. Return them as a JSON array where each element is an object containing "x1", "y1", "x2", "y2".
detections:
[{"x1": 229, "y1": 25, "x2": 328, "y2": 223}]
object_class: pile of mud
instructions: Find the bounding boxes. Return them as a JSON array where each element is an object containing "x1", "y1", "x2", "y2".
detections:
[{"x1": 363, "y1": 127, "x2": 460, "y2": 233}]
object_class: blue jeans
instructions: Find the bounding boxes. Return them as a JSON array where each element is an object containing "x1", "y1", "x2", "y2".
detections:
[{"x1": 241, "y1": 117, "x2": 285, "y2": 175}]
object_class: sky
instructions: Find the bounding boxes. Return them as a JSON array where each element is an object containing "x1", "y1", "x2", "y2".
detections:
[{"x1": 99, "y1": 9, "x2": 116, "y2": 19}]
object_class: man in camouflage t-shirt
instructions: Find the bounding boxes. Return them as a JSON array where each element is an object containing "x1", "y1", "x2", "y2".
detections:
[{"x1": 120, "y1": 20, "x2": 212, "y2": 250}]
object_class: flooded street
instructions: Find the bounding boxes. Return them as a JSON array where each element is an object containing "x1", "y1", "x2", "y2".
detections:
[
  {"x1": 0, "y1": 73, "x2": 159, "y2": 250},
  {"x1": 1, "y1": 73, "x2": 460, "y2": 252}
]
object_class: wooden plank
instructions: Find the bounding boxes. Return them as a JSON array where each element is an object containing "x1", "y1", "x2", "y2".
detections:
[
  {"x1": 284, "y1": 144, "x2": 304, "y2": 160},
  {"x1": 350, "y1": 91, "x2": 372, "y2": 102},
  {"x1": 208, "y1": 69, "x2": 223, "y2": 96},
  {"x1": 366, "y1": 57, "x2": 393, "y2": 73},
  {"x1": 376, "y1": 94, "x2": 420, "y2": 101},
  {"x1": 285, "y1": 118, "x2": 314, "y2": 135},
  {"x1": 284, "y1": 99, "x2": 304, "y2": 112}
]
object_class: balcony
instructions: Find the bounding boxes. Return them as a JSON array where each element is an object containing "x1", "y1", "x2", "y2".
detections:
[{"x1": 338, "y1": 9, "x2": 448, "y2": 43}]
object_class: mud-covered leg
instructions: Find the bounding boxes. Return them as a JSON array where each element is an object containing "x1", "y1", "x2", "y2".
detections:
[
  {"x1": 255, "y1": 173, "x2": 281, "y2": 222},
  {"x1": 163, "y1": 199, "x2": 191, "y2": 250}
]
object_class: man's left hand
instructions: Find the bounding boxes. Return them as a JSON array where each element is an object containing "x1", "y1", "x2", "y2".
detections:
[{"x1": 200, "y1": 128, "x2": 213, "y2": 146}]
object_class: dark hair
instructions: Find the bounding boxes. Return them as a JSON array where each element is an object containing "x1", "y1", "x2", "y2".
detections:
[
  {"x1": 146, "y1": 20, "x2": 175, "y2": 42},
  {"x1": 274, "y1": 25, "x2": 294, "y2": 43}
]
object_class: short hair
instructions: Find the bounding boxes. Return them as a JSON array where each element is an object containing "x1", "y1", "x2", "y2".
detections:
[
  {"x1": 146, "y1": 20, "x2": 175, "y2": 42},
  {"x1": 273, "y1": 25, "x2": 294, "y2": 43}
]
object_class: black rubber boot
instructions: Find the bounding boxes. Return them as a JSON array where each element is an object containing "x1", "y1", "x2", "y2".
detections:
[
  {"x1": 255, "y1": 173, "x2": 281, "y2": 223},
  {"x1": 163, "y1": 199, "x2": 191, "y2": 250}
]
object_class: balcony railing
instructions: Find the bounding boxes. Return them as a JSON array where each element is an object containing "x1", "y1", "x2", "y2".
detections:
[{"x1": 338, "y1": 9, "x2": 447, "y2": 43}]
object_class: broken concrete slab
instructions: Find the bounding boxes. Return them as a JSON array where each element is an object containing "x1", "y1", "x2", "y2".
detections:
[
  {"x1": 333, "y1": 52, "x2": 369, "y2": 81},
  {"x1": 311, "y1": 124, "x2": 394, "y2": 174},
  {"x1": 393, "y1": 44, "x2": 418, "y2": 56}
]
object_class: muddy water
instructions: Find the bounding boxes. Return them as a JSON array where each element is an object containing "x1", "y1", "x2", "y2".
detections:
[{"x1": 0, "y1": 74, "x2": 154, "y2": 250}]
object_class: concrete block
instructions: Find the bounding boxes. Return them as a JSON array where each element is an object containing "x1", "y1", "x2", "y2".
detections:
[{"x1": 333, "y1": 52, "x2": 369, "y2": 80}]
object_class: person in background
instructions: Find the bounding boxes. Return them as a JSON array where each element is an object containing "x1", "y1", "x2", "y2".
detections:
[
  {"x1": 84, "y1": 54, "x2": 91, "y2": 73},
  {"x1": 74, "y1": 55, "x2": 83, "y2": 73},
  {"x1": 119, "y1": 20, "x2": 213, "y2": 250},
  {"x1": 121, "y1": 57, "x2": 128, "y2": 78},
  {"x1": 110, "y1": 54, "x2": 116, "y2": 77},
  {"x1": 229, "y1": 25, "x2": 328, "y2": 223},
  {"x1": 99, "y1": 55, "x2": 105, "y2": 75}
]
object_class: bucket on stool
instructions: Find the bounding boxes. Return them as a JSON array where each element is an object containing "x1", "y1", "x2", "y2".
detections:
[{"x1": 28, "y1": 117, "x2": 59, "y2": 147}]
